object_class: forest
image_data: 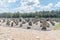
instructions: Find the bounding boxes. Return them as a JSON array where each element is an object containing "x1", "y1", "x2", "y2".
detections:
[{"x1": 0, "y1": 10, "x2": 60, "y2": 18}]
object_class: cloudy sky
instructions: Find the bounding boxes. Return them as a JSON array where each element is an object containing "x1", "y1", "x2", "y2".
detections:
[{"x1": 0, "y1": 0, "x2": 60, "y2": 13}]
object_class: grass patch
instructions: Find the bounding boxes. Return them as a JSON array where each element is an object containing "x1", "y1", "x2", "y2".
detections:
[{"x1": 54, "y1": 22, "x2": 60, "y2": 30}]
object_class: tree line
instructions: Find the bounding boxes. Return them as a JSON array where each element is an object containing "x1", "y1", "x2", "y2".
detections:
[{"x1": 0, "y1": 10, "x2": 60, "y2": 18}]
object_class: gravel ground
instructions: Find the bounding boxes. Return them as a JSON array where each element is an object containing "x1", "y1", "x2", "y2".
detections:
[{"x1": 0, "y1": 26, "x2": 60, "y2": 40}]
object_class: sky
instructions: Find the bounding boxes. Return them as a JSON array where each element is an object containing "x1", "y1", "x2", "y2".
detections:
[{"x1": 0, "y1": 0, "x2": 60, "y2": 13}]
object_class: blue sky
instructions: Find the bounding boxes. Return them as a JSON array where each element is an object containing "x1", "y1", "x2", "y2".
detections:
[
  {"x1": 40, "y1": 0, "x2": 60, "y2": 5},
  {"x1": 0, "y1": 0, "x2": 60, "y2": 13}
]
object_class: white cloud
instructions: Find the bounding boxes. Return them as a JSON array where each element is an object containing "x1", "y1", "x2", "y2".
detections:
[
  {"x1": 0, "y1": 0, "x2": 17, "y2": 13},
  {"x1": 0, "y1": 0, "x2": 16, "y2": 5},
  {"x1": 20, "y1": 0, "x2": 39, "y2": 6},
  {"x1": 13, "y1": 5, "x2": 35, "y2": 13},
  {"x1": 42, "y1": 3, "x2": 53, "y2": 11},
  {"x1": 16, "y1": 3, "x2": 53, "y2": 12},
  {"x1": 14, "y1": 0, "x2": 54, "y2": 12},
  {"x1": 0, "y1": 0, "x2": 39, "y2": 13},
  {"x1": 13, "y1": 0, "x2": 40, "y2": 13},
  {"x1": 0, "y1": 0, "x2": 60, "y2": 13},
  {"x1": 55, "y1": 2, "x2": 60, "y2": 7},
  {"x1": 8, "y1": 0, "x2": 16, "y2": 3},
  {"x1": 0, "y1": 0, "x2": 6, "y2": 6}
]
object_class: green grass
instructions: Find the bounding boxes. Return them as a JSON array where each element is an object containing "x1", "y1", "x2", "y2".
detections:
[{"x1": 54, "y1": 22, "x2": 60, "y2": 30}]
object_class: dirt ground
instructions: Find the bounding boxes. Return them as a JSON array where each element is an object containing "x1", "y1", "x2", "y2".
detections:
[{"x1": 0, "y1": 26, "x2": 60, "y2": 40}]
